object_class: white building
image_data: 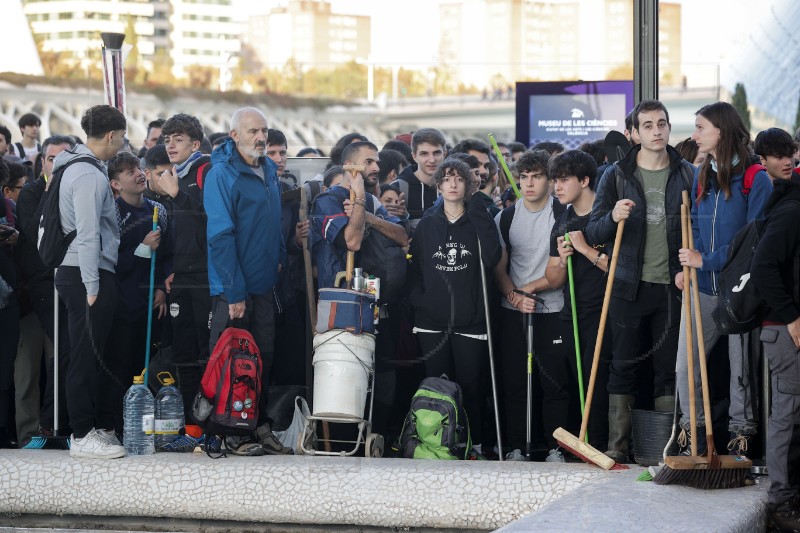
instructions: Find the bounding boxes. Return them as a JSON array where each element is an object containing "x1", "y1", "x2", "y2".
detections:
[
  {"x1": 22, "y1": 0, "x2": 240, "y2": 81},
  {"x1": 168, "y1": 0, "x2": 240, "y2": 79}
]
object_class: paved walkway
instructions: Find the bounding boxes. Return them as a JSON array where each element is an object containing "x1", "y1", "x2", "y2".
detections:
[{"x1": 0, "y1": 450, "x2": 768, "y2": 531}]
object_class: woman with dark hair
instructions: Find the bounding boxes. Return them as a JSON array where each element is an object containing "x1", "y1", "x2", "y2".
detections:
[
  {"x1": 675, "y1": 101, "x2": 772, "y2": 456},
  {"x1": 407, "y1": 157, "x2": 501, "y2": 455}
]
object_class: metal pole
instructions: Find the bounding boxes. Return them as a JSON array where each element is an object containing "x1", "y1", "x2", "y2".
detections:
[
  {"x1": 633, "y1": 0, "x2": 659, "y2": 103},
  {"x1": 100, "y1": 32, "x2": 127, "y2": 114}
]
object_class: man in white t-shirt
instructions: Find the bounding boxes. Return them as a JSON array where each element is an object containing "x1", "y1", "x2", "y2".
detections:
[{"x1": 494, "y1": 148, "x2": 569, "y2": 462}]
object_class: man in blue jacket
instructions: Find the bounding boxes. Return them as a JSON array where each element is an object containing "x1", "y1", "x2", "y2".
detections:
[{"x1": 204, "y1": 107, "x2": 290, "y2": 456}]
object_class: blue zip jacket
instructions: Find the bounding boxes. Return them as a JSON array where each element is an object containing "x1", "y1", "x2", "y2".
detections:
[
  {"x1": 205, "y1": 139, "x2": 285, "y2": 303},
  {"x1": 690, "y1": 164, "x2": 771, "y2": 295}
]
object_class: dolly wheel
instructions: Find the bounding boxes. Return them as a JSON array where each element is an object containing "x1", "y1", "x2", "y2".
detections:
[{"x1": 365, "y1": 433, "x2": 384, "y2": 458}]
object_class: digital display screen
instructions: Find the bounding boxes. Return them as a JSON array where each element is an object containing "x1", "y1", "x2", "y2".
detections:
[{"x1": 516, "y1": 81, "x2": 634, "y2": 149}]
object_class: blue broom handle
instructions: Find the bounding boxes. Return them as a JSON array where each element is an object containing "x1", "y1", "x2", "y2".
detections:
[{"x1": 143, "y1": 206, "x2": 158, "y2": 383}]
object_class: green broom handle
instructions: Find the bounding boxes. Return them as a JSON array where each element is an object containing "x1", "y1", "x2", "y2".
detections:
[
  {"x1": 487, "y1": 134, "x2": 522, "y2": 200},
  {"x1": 143, "y1": 206, "x2": 158, "y2": 384},
  {"x1": 565, "y1": 234, "x2": 586, "y2": 428}
]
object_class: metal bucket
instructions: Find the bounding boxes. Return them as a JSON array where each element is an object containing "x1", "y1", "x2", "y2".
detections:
[{"x1": 631, "y1": 409, "x2": 678, "y2": 466}]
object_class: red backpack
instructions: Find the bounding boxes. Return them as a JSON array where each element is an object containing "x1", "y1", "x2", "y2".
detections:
[
  {"x1": 696, "y1": 164, "x2": 766, "y2": 201},
  {"x1": 192, "y1": 328, "x2": 262, "y2": 440}
]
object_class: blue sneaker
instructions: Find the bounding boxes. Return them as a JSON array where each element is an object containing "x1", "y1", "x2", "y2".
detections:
[{"x1": 158, "y1": 434, "x2": 204, "y2": 453}]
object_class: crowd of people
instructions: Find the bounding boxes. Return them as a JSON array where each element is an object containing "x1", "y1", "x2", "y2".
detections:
[{"x1": 1, "y1": 98, "x2": 800, "y2": 527}]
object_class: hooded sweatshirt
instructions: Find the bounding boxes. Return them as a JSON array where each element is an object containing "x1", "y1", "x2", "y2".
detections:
[
  {"x1": 407, "y1": 196, "x2": 501, "y2": 335},
  {"x1": 391, "y1": 164, "x2": 439, "y2": 232},
  {"x1": 752, "y1": 174, "x2": 800, "y2": 325},
  {"x1": 55, "y1": 145, "x2": 119, "y2": 296}
]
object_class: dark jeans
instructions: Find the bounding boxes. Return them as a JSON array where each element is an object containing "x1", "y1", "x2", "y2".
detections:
[
  {"x1": 560, "y1": 312, "x2": 611, "y2": 452},
  {"x1": 417, "y1": 331, "x2": 488, "y2": 445},
  {"x1": 500, "y1": 308, "x2": 570, "y2": 451},
  {"x1": 169, "y1": 273, "x2": 211, "y2": 416},
  {"x1": 272, "y1": 294, "x2": 307, "y2": 387},
  {"x1": 28, "y1": 281, "x2": 70, "y2": 431},
  {"x1": 97, "y1": 315, "x2": 149, "y2": 435},
  {"x1": 209, "y1": 292, "x2": 275, "y2": 425},
  {"x1": 607, "y1": 281, "x2": 680, "y2": 399},
  {"x1": 0, "y1": 302, "x2": 20, "y2": 430},
  {"x1": 56, "y1": 267, "x2": 118, "y2": 439}
]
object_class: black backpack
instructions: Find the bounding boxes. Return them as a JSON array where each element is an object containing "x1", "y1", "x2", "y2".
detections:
[
  {"x1": 38, "y1": 155, "x2": 105, "y2": 269},
  {"x1": 713, "y1": 199, "x2": 800, "y2": 335},
  {"x1": 357, "y1": 195, "x2": 407, "y2": 304},
  {"x1": 499, "y1": 197, "x2": 566, "y2": 257}
]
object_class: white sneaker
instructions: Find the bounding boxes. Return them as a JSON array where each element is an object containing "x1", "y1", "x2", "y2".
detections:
[
  {"x1": 505, "y1": 448, "x2": 528, "y2": 461},
  {"x1": 545, "y1": 448, "x2": 566, "y2": 463},
  {"x1": 96, "y1": 429, "x2": 122, "y2": 446},
  {"x1": 70, "y1": 428, "x2": 126, "y2": 459}
]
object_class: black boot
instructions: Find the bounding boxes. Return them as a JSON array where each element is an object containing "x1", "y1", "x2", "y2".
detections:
[
  {"x1": 605, "y1": 394, "x2": 634, "y2": 463},
  {"x1": 769, "y1": 497, "x2": 800, "y2": 533},
  {"x1": 678, "y1": 425, "x2": 707, "y2": 456}
]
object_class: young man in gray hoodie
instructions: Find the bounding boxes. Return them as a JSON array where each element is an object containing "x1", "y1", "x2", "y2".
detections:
[{"x1": 54, "y1": 104, "x2": 126, "y2": 459}]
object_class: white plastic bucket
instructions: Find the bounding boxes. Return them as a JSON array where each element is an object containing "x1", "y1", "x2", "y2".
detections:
[{"x1": 312, "y1": 330, "x2": 375, "y2": 419}]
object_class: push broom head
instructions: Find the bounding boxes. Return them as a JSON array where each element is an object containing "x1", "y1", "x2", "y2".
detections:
[
  {"x1": 653, "y1": 454, "x2": 752, "y2": 489},
  {"x1": 22, "y1": 433, "x2": 71, "y2": 450},
  {"x1": 553, "y1": 427, "x2": 629, "y2": 470}
]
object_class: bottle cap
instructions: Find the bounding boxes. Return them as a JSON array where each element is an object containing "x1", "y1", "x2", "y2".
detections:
[
  {"x1": 132, "y1": 369, "x2": 147, "y2": 384},
  {"x1": 158, "y1": 371, "x2": 175, "y2": 386}
]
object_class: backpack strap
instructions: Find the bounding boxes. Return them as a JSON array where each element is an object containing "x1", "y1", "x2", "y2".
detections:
[
  {"x1": 741, "y1": 164, "x2": 766, "y2": 197},
  {"x1": 499, "y1": 204, "x2": 515, "y2": 257},
  {"x1": 15, "y1": 143, "x2": 25, "y2": 158},
  {"x1": 195, "y1": 162, "x2": 210, "y2": 190},
  {"x1": 551, "y1": 196, "x2": 566, "y2": 220}
]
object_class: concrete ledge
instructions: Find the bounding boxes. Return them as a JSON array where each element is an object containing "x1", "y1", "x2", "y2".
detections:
[
  {"x1": 497, "y1": 467, "x2": 769, "y2": 533},
  {"x1": 0, "y1": 450, "x2": 610, "y2": 531}
]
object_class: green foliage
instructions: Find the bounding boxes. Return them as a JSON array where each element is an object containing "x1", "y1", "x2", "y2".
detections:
[
  {"x1": 731, "y1": 83, "x2": 751, "y2": 131},
  {"x1": 794, "y1": 92, "x2": 800, "y2": 134}
]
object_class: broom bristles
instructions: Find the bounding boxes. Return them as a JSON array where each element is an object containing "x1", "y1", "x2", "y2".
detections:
[{"x1": 653, "y1": 454, "x2": 752, "y2": 489}]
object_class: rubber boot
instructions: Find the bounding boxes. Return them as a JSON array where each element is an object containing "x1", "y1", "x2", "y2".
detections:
[
  {"x1": 653, "y1": 395, "x2": 674, "y2": 413},
  {"x1": 605, "y1": 394, "x2": 634, "y2": 463}
]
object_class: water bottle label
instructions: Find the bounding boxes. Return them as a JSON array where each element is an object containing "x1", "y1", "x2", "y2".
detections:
[
  {"x1": 142, "y1": 414, "x2": 155, "y2": 435},
  {"x1": 154, "y1": 418, "x2": 183, "y2": 435}
]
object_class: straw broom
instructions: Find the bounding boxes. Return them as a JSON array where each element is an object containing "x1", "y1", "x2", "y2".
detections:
[
  {"x1": 554, "y1": 220, "x2": 628, "y2": 470},
  {"x1": 654, "y1": 192, "x2": 752, "y2": 489}
]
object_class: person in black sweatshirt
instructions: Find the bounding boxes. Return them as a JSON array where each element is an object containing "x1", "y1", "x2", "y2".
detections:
[
  {"x1": 407, "y1": 157, "x2": 501, "y2": 455},
  {"x1": 99, "y1": 151, "x2": 168, "y2": 436},
  {"x1": 146, "y1": 114, "x2": 211, "y2": 419},
  {"x1": 752, "y1": 172, "x2": 800, "y2": 531},
  {"x1": 0, "y1": 164, "x2": 20, "y2": 448}
]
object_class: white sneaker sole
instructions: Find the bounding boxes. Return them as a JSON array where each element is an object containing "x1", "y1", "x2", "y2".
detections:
[{"x1": 70, "y1": 449, "x2": 126, "y2": 459}]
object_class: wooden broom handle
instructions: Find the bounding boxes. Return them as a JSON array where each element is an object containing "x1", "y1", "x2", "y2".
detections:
[
  {"x1": 686, "y1": 197, "x2": 718, "y2": 462},
  {"x1": 342, "y1": 165, "x2": 364, "y2": 286},
  {"x1": 580, "y1": 219, "x2": 625, "y2": 440}
]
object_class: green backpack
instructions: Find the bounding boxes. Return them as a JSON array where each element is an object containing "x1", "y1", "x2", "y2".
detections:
[{"x1": 399, "y1": 376, "x2": 472, "y2": 460}]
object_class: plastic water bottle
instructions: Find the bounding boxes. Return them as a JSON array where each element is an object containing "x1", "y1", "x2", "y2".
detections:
[
  {"x1": 154, "y1": 372, "x2": 184, "y2": 450},
  {"x1": 123, "y1": 372, "x2": 155, "y2": 455}
]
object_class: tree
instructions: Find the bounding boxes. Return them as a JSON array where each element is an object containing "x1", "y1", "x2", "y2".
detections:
[
  {"x1": 731, "y1": 83, "x2": 751, "y2": 131},
  {"x1": 794, "y1": 92, "x2": 800, "y2": 135}
]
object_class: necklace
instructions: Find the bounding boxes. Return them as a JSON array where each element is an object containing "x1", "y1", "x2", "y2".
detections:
[{"x1": 444, "y1": 205, "x2": 464, "y2": 221}]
